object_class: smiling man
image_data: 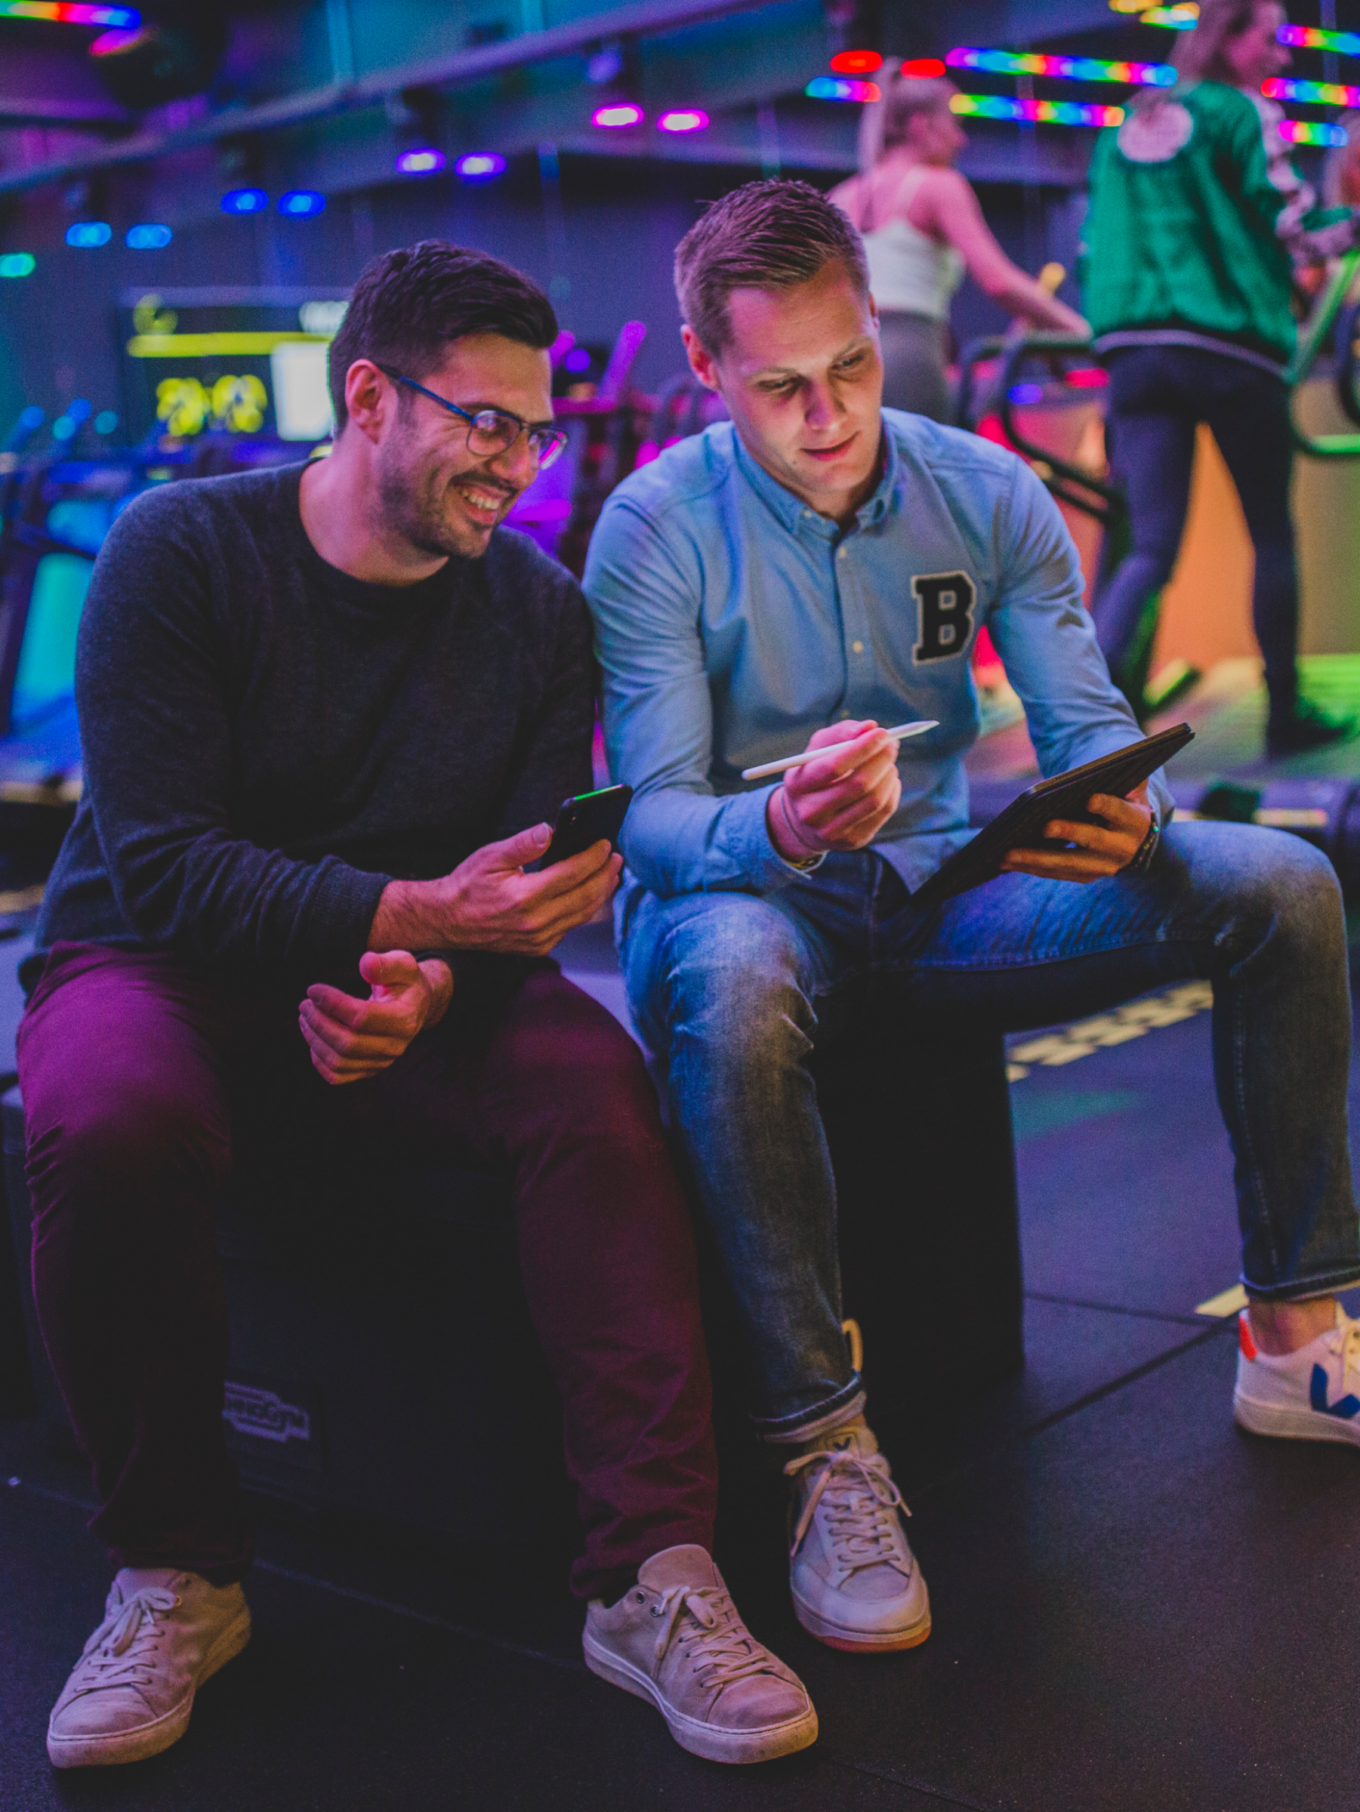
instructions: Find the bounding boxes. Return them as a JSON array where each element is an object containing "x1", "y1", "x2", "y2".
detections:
[
  {"x1": 585, "y1": 180, "x2": 1360, "y2": 1658},
  {"x1": 20, "y1": 241, "x2": 818, "y2": 1772}
]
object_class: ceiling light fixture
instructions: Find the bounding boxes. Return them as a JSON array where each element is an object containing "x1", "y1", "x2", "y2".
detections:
[
  {"x1": 658, "y1": 108, "x2": 708, "y2": 132},
  {"x1": 278, "y1": 190, "x2": 326, "y2": 217},
  {"x1": 455, "y1": 151, "x2": 507, "y2": 179},
  {"x1": 395, "y1": 147, "x2": 446, "y2": 174},
  {"x1": 592, "y1": 101, "x2": 644, "y2": 127},
  {"x1": 221, "y1": 188, "x2": 268, "y2": 214},
  {"x1": 125, "y1": 223, "x2": 171, "y2": 248}
]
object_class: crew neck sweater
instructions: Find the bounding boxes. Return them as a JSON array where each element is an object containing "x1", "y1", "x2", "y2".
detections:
[{"x1": 27, "y1": 463, "x2": 594, "y2": 996}]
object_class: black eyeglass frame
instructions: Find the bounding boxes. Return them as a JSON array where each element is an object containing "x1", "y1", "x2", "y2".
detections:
[{"x1": 376, "y1": 365, "x2": 569, "y2": 469}]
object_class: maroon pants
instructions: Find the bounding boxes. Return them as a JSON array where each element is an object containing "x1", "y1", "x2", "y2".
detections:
[{"x1": 17, "y1": 945, "x2": 717, "y2": 1601}]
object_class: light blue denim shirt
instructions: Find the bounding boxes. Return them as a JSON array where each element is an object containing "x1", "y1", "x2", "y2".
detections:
[{"x1": 583, "y1": 410, "x2": 1168, "y2": 898}]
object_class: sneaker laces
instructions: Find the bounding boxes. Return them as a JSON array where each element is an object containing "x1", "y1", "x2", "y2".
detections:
[
  {"x1": 651, "y1": 1584, "x2": 781, "y2": 1692},
  {"x1": 66, "y1": 1587, "x2": 179, "y2": 1696},
  {"x1": 784, "y1": 1447, "x2": 911, "y2": 1573}
]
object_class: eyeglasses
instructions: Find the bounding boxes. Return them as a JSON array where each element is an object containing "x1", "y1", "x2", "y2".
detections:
[{"x1": 377, "y1": 366, "x2": 569, "y2": 469}]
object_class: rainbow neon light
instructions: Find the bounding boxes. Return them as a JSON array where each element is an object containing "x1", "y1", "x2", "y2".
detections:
[
  {"x1": 1278, "y1": 24, "x2": 1360, "y2": 56},
  {"x1": 1278, "y1": 119, "x2": 1348, "y2": 147},
  {"x1": 950, "y1": 94, "x2": 1124, "y2": 127},
  {"x1": 0, "y1": 2, "x2": 138, "y2": 22},
  {"x1": 1264, "y1": 77, "x2": 1360, "y2": 107},
  {"x1": 1109, "y1": 1, "x2": 1198, "y2": 23},
  {"x1": 946, "y1": 48, "x2": 1174, "y2": 86},
  {"x1": 806, "y1": 77, "x2": 880, "y2": 102}
]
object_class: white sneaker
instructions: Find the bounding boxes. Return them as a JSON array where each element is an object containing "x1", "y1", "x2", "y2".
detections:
[
  {"x1": 47, "y1": 1568, "x2": 251, "y2": 1769},
  {"x1": 784, "y1": 1422, "x2": 931, "y2": 1653},
  {"x1": 1233, "y1": 1304, "x2": 1360, "y2": 1446},
  {"x1": 583, "y1": 1544, "x2": 818, "y2": 1764}
]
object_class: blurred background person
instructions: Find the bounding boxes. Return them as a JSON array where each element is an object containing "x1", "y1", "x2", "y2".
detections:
[
  {"x1": 1082, "y1": 0, "x2": 1360, "y2": 753},
  {"x1": 831, "y1": 64, "x2": 1089, "y2": 421}
]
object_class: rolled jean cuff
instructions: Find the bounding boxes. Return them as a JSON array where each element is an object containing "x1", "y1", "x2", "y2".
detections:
[
  {"x1": 753, "y1": 1377, "x2": 866, "y2": 1445},
  {"x1": 1242, "y1": 1263, "x2": 1360, "y2": 1304}
]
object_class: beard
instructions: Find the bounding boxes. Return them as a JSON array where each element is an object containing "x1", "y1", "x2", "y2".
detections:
[{"x1": 373, "y1": 437, "x2": 517, "y2": 560}]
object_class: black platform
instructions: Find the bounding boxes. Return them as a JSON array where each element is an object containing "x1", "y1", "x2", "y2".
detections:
[
  {"x1": 3, "y1": 966, "x2": 1358, "y2": 1810},
  {"x1": 4, "y1": 657, "x2": 1360, "y2": 1810}
]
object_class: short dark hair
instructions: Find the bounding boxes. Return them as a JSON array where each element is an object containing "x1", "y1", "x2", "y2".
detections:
[
  {"x1": 673, "y1": 179, "x2": 870, "y2": 356},
  {"x1": 328, "y1": 240, "x2": 558, "y2": 429}
]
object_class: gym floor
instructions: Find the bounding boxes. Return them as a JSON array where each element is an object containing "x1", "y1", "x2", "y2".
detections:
[{"x1": 2, "y1": 666, "x2": 1359, "y2": 1811}]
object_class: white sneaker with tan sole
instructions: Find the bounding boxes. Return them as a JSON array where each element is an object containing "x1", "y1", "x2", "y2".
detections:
[
  {"x1": 584, "y1": 1544, "x2": 818, "y2": 1763},
  {"x1": 784, "y1": 1422, "x2": 931, "y2": 1653},
  {"x1": 47, "y1": 1567, "x2": 251, "y2": 1769}
]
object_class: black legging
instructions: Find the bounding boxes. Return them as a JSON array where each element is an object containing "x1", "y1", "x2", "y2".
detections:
[{"x1": 1093, "y1": 344, "x2": 1298, "y2": 724}]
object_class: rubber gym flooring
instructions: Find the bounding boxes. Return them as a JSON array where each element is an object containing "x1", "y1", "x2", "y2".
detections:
[{"x1": 3, "y1": 665, "x2": 1360, "y2": 1811}]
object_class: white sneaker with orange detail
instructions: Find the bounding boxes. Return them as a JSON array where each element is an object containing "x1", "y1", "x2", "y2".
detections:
[
  {"x1": 783, "y1": 1422, "x2": 931, "y2": 1653},
  {"x1": 1233, "y1": 1303, "x2": 1360, "y2": 1446}
]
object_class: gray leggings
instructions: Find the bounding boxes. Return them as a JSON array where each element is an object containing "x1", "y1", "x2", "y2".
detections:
[{"x1": 878, "y1": 309, "x2": 950, "y2": 421}]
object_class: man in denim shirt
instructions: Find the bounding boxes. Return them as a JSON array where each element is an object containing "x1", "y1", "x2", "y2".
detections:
[{"x1": 584, "y1": 180, "x2": 1360, "y2": 1657}]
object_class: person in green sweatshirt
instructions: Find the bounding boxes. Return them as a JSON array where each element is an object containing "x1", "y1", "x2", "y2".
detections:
[{"x1": 1081, "y1": 0, "x2": 1359, "y2": 755}]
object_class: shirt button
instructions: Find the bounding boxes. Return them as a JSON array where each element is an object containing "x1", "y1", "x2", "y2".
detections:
[
  {"x1": 837, "y1": 546, "x2": 848, "y2": 559},
  {"x1": 851, "y1": 640, "x2": 864, "y2": 654}
]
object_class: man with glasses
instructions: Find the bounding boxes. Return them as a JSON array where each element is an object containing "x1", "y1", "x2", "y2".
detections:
[{"x1": 22, "y1": 241, "x2": 816, "y2": 1772}]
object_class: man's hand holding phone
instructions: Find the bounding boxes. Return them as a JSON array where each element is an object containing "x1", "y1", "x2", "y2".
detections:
[
  {"x1": 767, "y1": 720, "x2": 904, "y2": 862},
  {"x1": 998, "y1": 782, "x2": 1153, "y2": 883},
  {"x1": 370, "y1": 821, "x2": 622, "y2": 961}
]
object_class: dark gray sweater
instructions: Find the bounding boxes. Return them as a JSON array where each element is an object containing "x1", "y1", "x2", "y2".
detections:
[{"x1": 28, "y1": 463, "x2": 594, "y2": 995}]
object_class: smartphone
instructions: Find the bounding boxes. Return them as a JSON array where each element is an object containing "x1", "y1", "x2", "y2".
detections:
[{"x1": 541, "y1": 783, "x2": 633, "y2": 867}]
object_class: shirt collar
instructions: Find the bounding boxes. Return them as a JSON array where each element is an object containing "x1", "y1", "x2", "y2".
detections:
[{"x1": 729, "y1": 418, "x2": 900, "y2": 540}]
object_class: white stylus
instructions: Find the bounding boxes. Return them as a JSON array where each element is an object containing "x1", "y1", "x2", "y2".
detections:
[{"x1": 740, "y1": 720, "x2": 939, "y2": 781}]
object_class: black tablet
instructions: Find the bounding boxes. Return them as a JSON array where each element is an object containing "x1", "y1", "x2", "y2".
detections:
[{"x1": 910, "y1": 723, "x2": 1194, "y2": 915}]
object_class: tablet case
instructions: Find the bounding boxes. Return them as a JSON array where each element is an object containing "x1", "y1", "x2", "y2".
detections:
[{"x1": 910, "y1": 723, "x2": 1194, "y2": 914}]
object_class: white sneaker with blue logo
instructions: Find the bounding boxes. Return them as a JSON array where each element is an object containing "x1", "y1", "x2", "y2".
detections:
[{"x1": 1233, "y1": 1304, "x2": 1360, "y2": 1445}]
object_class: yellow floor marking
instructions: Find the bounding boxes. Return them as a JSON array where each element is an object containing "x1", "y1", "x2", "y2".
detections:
[
  {"x1": 1195, "y1": 1283, "x2": 1248, "y2": 1318},
  {"x1": 1007, "y1": 981, "x2": 1213, "y2": 1082}
]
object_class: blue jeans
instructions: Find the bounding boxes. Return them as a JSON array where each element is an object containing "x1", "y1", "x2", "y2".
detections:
[
  {"x1": 619, "y1": 820, "x2": 1360, "y2": 1438},
  {"x1": 1093, "y1": 345, "x2": 1298, "y2": 724}
]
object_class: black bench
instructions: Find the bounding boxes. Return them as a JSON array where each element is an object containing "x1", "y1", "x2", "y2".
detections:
[{"x1": 2, "y1": 995, "x2": 1022, "y2": 1575}]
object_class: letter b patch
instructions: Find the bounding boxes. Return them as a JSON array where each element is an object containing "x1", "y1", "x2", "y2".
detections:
[{"x1": 912, "y1": 571, "x2": 975, "y2": 663}]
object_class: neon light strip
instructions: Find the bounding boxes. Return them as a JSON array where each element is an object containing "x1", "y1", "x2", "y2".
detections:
[
  {"x1": 1278, "y1": 119, "x2": 1348, "y2": 147},
  {"x1": 1278, "y1": 24, "x2": 1360, "y2": 56},
  {"x1": 1264, "y1": 77, "x2": 1360, "y2": 106},
  {"x1": 805, "y1": 77, "x2": 880, "y2": 102},
  {"x1": 946, "y1": 48, "x2": 1174, "y2": 87},
  {"x1": 950, "y1": 94, "x2": 1124, "y2": 127},
  {"x1": 1108, "y1": 2, "x2": 1198, "y2": 23},
  {"x1": 126, "y1": 332, "x2": 331, "y2": 358},
  {"x1": 0, "y1": 2, "x2": 138, "y2": 22}
]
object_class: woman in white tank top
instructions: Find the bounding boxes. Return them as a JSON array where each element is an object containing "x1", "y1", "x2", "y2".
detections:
[{"x1": 831, "y1": 68, "x2": 1088, "y2": 420}]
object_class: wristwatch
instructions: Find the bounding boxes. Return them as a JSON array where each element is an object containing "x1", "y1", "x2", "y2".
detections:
[{"x1": 1128, "y1": 813, "x2": 1161, "y2": 872}]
